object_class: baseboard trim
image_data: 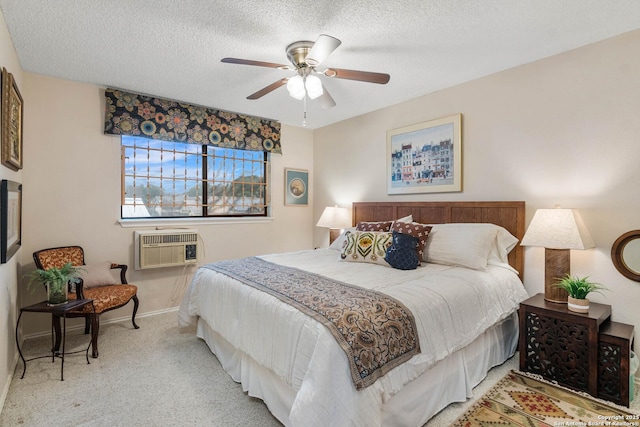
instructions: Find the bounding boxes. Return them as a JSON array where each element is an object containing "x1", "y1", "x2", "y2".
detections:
[
  {"x1": 20, "y1": 306, "x2": 180, "y2": 341},
  {"x1": 0, "y1": 352, "x2": 19, "y2": 417}
]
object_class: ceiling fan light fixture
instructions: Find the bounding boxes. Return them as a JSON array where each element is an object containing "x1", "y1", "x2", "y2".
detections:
[
  {"x1": 286, "y1": 75, "x2": 305, "y2": 100},
  {"x1": 222, "y1": 33, "x2": 388, "y2": 108},
  {"x1": 305, "y1": 75, "x2": 323, "y2": 99},
  {"x1": 305, "y1": 34, "x2": 342, "y2": 67}
]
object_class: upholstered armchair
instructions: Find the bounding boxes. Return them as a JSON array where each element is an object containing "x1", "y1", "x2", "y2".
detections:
[{"x1": 33, "y1": 246, "x2": 139, "y2": 358}]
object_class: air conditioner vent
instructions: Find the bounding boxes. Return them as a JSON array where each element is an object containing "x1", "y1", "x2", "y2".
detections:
[
  {"x1": 141, "y1": 233, "x2": 198, "y2": 245},
  {"x1": 134, "y1": 229, "x2": 200, "y2": 270}
]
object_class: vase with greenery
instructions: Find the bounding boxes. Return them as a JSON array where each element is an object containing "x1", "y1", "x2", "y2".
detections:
[
  {"x1": 27, "y1": 263, "x2": 83, "y2": 305},
  {"x1": 553, "y1": 274, "x2": 608, "y2": 313}
]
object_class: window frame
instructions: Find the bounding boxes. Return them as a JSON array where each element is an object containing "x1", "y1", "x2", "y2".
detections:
[{"x1": 121, "y1": 136, "x2": 270, "y2": 220}]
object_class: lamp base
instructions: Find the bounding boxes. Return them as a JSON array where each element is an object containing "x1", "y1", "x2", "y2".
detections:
[
  {"x1": 544, "y1": 248, "x2": 570, "y2": 303},
  {"x1": 329, "y1": 228, "x2": 341, "y2": 245}
]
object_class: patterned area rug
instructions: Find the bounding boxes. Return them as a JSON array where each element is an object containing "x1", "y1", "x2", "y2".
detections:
[{"x1": 452, "y1": 370, "x2": 639, "y2": 426}]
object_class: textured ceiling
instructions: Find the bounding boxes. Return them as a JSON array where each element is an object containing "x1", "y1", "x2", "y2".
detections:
[{"x1": 1, "y1": 1, "x2": 640, "y2": 129}]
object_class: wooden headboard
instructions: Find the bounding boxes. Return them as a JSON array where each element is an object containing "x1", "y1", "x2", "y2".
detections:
[{"x1": 352, "y1": 201, "x2": 526, "y2": 277}]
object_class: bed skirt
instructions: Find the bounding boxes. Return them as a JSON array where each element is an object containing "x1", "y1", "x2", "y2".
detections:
[{"x1": 195, "y1": 311, "x2": 519, "y2": 426}]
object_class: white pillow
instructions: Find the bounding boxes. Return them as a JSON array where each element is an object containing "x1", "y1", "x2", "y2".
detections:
[
  {"x1": 80, "y1": 261, "x2": 117, "y2": 288},
  {"x1": 488, "y1": 226, "x2": 519, "y2": 265},
  {"x1": 394, "y1": 215, "x2": 413, "y2": 223},
  {"x1": 425, "y1": 223, "x2": 517, "y2": 270},
  {"x1": 329, "y1": 227, "x2": 356, "y2": 251}
]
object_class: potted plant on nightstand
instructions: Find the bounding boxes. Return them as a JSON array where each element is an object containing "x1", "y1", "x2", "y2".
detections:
[
  {"x1": 27, "y1": 263, "x2": 83, "y2": 305},
  {"x1": 554, "y1": 274, "x2": 608, "y2": 313}
]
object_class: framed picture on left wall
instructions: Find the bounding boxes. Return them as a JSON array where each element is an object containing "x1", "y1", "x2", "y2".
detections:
[
  {"x1": 284, "y1": 168, "x2": 309, "y2": 206},
  {"x1": 1, "y1": 68, "x2": 24, "y2": 171},
  {"x1": 1, "y1": 179, "x2": 22, "y2": 263}
]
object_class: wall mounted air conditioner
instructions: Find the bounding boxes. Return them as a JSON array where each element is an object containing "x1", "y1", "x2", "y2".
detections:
[{"x1": 134, "y1": 229, "x2": 199, "y2": 270}]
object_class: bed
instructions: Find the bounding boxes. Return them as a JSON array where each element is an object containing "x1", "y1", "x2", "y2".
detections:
[{"x1": 179, "y1": 201, "x2": 529, "y2": 426}]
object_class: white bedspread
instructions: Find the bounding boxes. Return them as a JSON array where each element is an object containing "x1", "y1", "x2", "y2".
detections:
[{"x1": 179, "y1": 248, "x2": 529, "y2": 426}]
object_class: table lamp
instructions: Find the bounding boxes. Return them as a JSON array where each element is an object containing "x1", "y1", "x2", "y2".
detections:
[
  {"x1": 521, "y1": 208, "x2": 594, "y2": 303},
  {"x1": 316, "y1": 206, "x2": 351, "y2": 245}
]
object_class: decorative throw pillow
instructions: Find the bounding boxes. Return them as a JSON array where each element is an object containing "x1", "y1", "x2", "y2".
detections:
[
  {"x1": 390, "y1": 221, "x2": 432, "y2": 262},
  {"x1": 80, "y1": 261, "x2": 117, "y2": 288},
  {"x1": 356, "y1": 221, "x2": 393, "y2": 232},
  {"x1": 340, "y1": 231, "x2": 392, "y2": 266},
  {"x1": 385, "y1": 231, "x2": 420, "y2": 270}
]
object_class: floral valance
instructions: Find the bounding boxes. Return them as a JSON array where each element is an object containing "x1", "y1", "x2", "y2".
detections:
[{"x1": 104, "y1": 88, "x2": 282, "y2": 154}]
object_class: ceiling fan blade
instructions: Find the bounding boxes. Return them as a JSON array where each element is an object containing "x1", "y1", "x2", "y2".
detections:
[
  {"x1": 221, "y1": 57, "x2": 292, "y2": 70},
  {"x1": 247, "y1": 78, "x2": 288, "y2": 100},
  {"x1": 305, "y1": 34, "x2": 341, "y2": 67},
  {"x1": 317, "y1": 85, "x2": 336, "y2": 109},
  {"x1": 324, "y1": 67, "x2": 390, "y2": 84}
]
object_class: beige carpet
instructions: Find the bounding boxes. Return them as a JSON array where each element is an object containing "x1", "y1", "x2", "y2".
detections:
[
  {"x1": 1, "y1": 311, "x2": 635, "y2": 426},
  {"x1": 1, "y1": 311, "x2": 280, "y2": 426}
]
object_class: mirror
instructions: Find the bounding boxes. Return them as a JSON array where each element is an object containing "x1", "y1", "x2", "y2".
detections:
[{"x1": 611, "y1": 230, "x2": 640, "y2": 281}]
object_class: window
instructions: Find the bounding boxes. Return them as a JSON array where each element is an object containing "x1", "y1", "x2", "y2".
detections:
[{"x1": 121, "y1": 136, "x2": 268, "y2": 218}]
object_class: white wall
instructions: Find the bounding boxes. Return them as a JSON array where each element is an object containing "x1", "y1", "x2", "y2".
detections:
[
  {"x1": 18, "y1": 74, "x2": 314, "y2": 336},
  {"x1": 0, "y1": 7, "x2": 23, "y2": 412},
  {"x1": 314, "y1": 30, "x2": 640, "y2": 343}
]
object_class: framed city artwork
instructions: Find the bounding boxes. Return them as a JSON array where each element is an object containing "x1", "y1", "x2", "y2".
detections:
[
  {"x1": 387, "y1": 113, "x2": 462, "y2": 195},
  {"x1": 284, "y1": 168, "x2": 308, "y2": 206},
  {"x1": 1, "y1": 179, "x2": 22, "y2": 263},
  {"x1": 1, "y1": 68, "x2": 23, "y2": 171}
]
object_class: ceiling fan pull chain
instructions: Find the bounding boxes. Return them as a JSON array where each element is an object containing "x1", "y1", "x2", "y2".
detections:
[{"x1": 302, "y1": 95, "x2": 307, "y2": 127}]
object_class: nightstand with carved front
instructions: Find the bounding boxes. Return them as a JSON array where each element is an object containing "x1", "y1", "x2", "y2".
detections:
[
  {"x1": 518, "y1": 293, "x2": 611, "y2": 398},
  {"x1": 598, "y1": 321, "x2": 635, "y2": 406}
]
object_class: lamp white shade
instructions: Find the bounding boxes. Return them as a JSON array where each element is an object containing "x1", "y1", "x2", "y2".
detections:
[
  {"x1": 521, "y1": 208, "x2": 594, "y2": 250},
  {"x1": 316, "y1": 206, "x2": 351, "y2": 229}
]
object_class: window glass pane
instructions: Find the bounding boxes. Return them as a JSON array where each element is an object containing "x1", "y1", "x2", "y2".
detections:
[
  {"x1": 203, "y1": 147, "x2": 266, "y2": 215},
  {"x1": 121, "y1": 136, "x2": 267, "y2": 218}
]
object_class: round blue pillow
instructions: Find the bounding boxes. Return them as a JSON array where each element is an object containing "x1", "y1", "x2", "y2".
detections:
[{"x1": 385, "y1": 230, "x2": 420, "y2": 270}]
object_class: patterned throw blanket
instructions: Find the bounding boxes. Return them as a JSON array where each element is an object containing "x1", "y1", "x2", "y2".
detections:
[{"x1": 202, "y1": 257, "x2": 421, "y2": 390}]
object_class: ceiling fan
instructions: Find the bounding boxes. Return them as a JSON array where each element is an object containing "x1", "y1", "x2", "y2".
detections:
[{"x1": 221, "y1": 34, "x2": 390, "y2": 109}]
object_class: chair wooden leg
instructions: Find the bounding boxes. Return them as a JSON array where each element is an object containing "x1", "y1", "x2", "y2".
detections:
[
  {"x1": 84, "y1": 317, "x2": 90, "y2": 335},
  {"x1": 90, "y1": 314, "x2": 99, "y2": 358},
  {"x1": 131, "y1": 295, "x2": 140, "y2": 329}
]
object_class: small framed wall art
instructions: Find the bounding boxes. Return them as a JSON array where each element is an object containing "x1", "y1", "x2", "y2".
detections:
[
  {"x1": 1, "y1": 68, "x2": 24, "y2": 171},
  {"x1": 387, "y1": 113, "x2": 462, "y2": 195},
  {"x1": 1, "y1": 179, "x2": 22, "y2": 263},
  {"x1": 284, "y1": 168, "x2": 308, "y2": 206}
]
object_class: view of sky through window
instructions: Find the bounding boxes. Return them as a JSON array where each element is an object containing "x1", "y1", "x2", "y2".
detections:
[{"x1": 121, "y1": 136, "x2": 267, "y2": 218}]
